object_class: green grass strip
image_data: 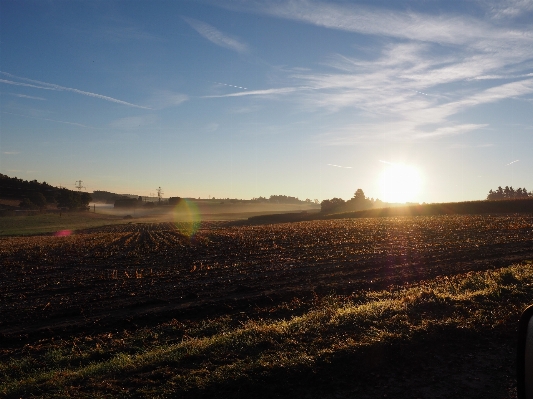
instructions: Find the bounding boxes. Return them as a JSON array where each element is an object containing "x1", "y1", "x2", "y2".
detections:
[{"x1": 3, "y1": 261, "x2": 533, "y2": 397}]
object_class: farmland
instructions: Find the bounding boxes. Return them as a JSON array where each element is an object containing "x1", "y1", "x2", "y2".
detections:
[{"x1": 1, "y1": 214, "x2": 533, "y2": 398}]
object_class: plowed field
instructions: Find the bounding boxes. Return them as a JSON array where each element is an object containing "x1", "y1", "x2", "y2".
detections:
[{"x1": 1, "y1": 214, "x2": 532, "y2": 343}]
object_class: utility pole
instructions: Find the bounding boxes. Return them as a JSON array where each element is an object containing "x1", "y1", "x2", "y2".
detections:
[
  {"x1": 75, "y1": 180, "x2": 85, "y2": 191},
  {"x1": 156, "y1": 187, "x2": 163, "y2": 205}
]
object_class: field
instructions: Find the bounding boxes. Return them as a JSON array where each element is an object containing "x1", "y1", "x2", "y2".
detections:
[
  {"x1": 0, "y1": 212, "x2": 127, "y2": 237},
  {"x1": 1, "y1": 214, "x2": 533, "y2": 398},
  {"x1": 0, "y1": 200, "x2": 320, "y2": 237}
]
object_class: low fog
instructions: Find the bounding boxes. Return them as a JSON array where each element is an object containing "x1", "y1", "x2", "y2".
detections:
[{"x1": 90, "y1": 200, "x2": 320, "y2": 222}]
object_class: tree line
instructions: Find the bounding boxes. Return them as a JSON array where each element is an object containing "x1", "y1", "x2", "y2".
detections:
[
  {"x1": 252, "y1": 195, "x2": 318, "y2": 204},
  {"x1": 487, "y1": 186, "x2": 531, "y2": 200},
  {"x1": 321, "y1": 189, "x2": 382, "y2": 214},
  {"x1": 0, "y1": 174, "x2": 92, "y2": 210}
]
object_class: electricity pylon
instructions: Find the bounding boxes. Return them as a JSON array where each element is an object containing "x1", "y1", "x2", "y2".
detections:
[{"x1": 75, "y1": 180, "x2": 85, "y2": 191}]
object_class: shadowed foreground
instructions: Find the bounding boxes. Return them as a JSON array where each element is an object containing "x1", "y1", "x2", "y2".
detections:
[{"x1": 1, "y1": 214, "x2": 532, "y2": 398}]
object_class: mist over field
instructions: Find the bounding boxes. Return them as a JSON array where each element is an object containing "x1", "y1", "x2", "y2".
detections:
[{"x1": 90, "y1": 200, "x2": 320, "y2": 222}]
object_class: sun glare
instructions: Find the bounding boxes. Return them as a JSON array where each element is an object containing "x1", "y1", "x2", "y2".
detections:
[{"x1": 379, "y1": 163, "x2": 422, "y2": 203}]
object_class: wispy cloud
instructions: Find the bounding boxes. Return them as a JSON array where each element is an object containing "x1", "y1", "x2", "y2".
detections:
[
  {"x1": 327, "y1": 163, "x2": 352, "y2": 168},
  {"x1": 0, "y1": 72, "x2": 151, "y2": 109},
  {"x1": 255, "y1": 1, "x2": 533, "y2": 48},
  {"x1": 204, "y1": 87, "x2": 297, "y2": 98},
  {"x1": 506, "y1": 159, "x2": 520, "y2": 166},
  {"x1": 183, "y1": 17, "x2": 248, "y2": 53},
  {"x1": 217, "y1": 1, "x2": 533, "y2": 143},
  {"x1": 484, "y1": 0, "x2": 533, "y2": 19},
  {"x1": 7, "y1": 93, "x2": 46, "y2": 100},
  {"x1": 1, "y1": 111, "x2": 92, "y2": 128},
  {"x1": 2, "y1": 151, "x2": 20, "y2": 155},
  {"x1": 414, "y1": 124, "x2": 489, "y2": 139}
]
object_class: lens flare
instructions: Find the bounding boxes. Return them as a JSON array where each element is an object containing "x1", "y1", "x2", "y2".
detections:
[
  {"x1": 172, "y1": 199, "x2": 201, "y2": 237},
  {"x1": 54, "y1": 230, "x2": 72, "y2": 237}
]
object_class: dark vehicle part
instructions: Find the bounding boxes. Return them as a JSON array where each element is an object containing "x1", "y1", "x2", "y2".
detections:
[{"x1": 518, "y1": 304, "x2": 533, "y2": 398}]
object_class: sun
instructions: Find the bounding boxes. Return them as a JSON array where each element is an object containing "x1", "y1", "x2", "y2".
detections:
[{"x1": 378, "y1": 163, "x2": 422, "y2": 203}]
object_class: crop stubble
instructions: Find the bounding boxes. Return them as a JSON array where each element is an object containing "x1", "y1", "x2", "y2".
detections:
[{"x1": 1, "y1": 214, "x2": 532, "y2": 343}]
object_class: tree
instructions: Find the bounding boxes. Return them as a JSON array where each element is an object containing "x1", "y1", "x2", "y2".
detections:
[
  {"x1": 30, "y1": 192, "x2": 47, "y2": 209},
  {"x1": 487, "y1": 185, "x2": 531, "y2": 200},
  {"x1": 346, "y1": 188, "x2": 372, "y2": 211},
  {"x1": 353, "y1": 189, "x2": 366, "y2": 201},
  {"x1": 320, "y1": 197, "x2": 345, "y2": 213},
  {"x1": 19, "y1": 198, "x2": 37, "y2": 209},
  {"x1": 57, "y1": 189, "x2": 92, "y2": 210}
]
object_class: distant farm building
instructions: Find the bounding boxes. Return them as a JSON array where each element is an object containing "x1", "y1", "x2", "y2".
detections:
[{"x1": 168, "y1": 197, "x2": 182, "y2": 206}]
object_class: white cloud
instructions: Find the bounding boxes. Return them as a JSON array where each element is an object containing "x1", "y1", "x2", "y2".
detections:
[
  {"x1": 256, "y1": 1, "x2": 533, "y2": 48},
  {"x1": 0, "y1": 72, "x2": 151, "y2": 109},
  {"x1": 482, "y1": 0, "x2": 533, "y2": 19},
  {"x1": 414, "y1": 124, "x2": 488, "y2": 139},
  {"x1": 210, "y1": 1, "x2": 532, "y2": 144},
  {"x1": 204, "y1": 87, "x2": 297, "y2": 98},
  {"x1": 8, "y1": 93, "x2": 46, "y2": 100},
  {"x1": 3, "y1": 151, "x2": 20, "y2": 155},
  {"x1": 183, "y1": 17, "x2": 248, "y2": 53}
]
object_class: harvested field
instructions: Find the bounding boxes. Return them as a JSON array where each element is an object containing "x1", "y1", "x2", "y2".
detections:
[{"x1": 1, "y1": 214, "x2": 533, "y2": 398}]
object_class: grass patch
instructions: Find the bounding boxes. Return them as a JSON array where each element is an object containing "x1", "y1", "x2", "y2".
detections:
[
  {"x1": 2, "y1": 261, "x2": 532, "y2": 398},
  {"x1": 0, "y1": 213, "x2": 124, "y2": 236}
]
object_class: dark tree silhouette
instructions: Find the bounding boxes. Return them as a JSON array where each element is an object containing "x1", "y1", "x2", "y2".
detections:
[
  {"x1": 321, "y1": 189, "x2": 381, "y2": 213},
  {"x1": 30, "y1": 192, "x2": 47, "y2": 209},
  {"x1": 487, "y1": 185, "x2": 531, "y2": 200},
  {"x1": 19, "y1": 198, "x2": 38, "y2": 209},
  {"x1": 320, "y1": 197, "x2": 346, "y2": 213}
]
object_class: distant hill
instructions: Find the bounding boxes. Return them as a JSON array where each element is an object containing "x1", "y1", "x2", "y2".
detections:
[
  {"x1": 0, "y1": 174, "x2": 91, "y2": 211},
  {"x1": 91, "y1": 190, "x2": 141, "y2": 204},
  {"x1": 0, "y1": 173, "x2": 58, "y2": 202}
]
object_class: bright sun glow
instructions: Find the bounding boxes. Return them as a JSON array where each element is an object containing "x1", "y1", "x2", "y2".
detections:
[{"x1": 379, "y1": 163, "x2": 422, "y2": 203}]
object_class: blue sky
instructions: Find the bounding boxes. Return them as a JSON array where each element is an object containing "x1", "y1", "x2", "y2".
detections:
[{"x1": 1, "y1": 0, "x2": 532, "y2": 203}]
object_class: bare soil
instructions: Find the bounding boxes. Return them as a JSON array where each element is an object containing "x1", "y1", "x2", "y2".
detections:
[{"x1": 1, "y1": 214, "x2": 532, "y2": 398}]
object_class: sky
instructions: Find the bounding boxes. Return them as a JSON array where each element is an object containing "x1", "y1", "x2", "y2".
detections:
[{"x1": 1, "y1": 0, "x2": 532, "y2": 203}]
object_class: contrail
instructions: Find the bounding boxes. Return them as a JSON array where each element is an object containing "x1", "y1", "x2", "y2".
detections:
[
  {"x1": 506, "y1": 159, "x2": 519, "y2": 166},
  {"x1": 0, "y1": 79, "x2": 57, "y2": 90},
  {"x1": 379, "y1": 160, "x2": 396, "y2": 165},
  {"x1": 211, "y1": 81, "x2": 248, "y2": 90},
  {"x1": 327, "y1": 163, "x2": 352, "y2": 168},
  {"x1": 0, "y1": 72, "x2": 151, "y2": 109},
  {"x1": 204, "y1": 87, "x2": 296, "y2": 98}
]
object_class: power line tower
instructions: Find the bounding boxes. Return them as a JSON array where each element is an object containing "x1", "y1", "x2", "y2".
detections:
[
  {"x1": 75, "y1": 180, "x2": 85, "y2": 191},
  {"x1": 156, "y1": 187, "x2": 163, "y2": 204}
]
